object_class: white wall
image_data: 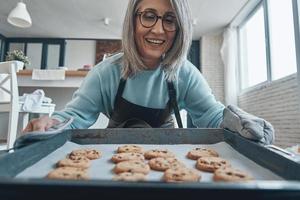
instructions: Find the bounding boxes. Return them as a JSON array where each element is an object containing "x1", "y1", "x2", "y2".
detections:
[
  {"x1": 65, "y1": 40, "x2": 96, "y2": 69},
  {"x1": 201, "y1": 34, "x2": 225, "y2": 104},
  {"x1": 53, "y1": 39, "x2": 110, "y2": 128}
]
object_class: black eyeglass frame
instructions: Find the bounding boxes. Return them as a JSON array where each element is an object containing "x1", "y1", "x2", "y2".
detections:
[{"x1": 136, "y1": 11, "x2": 178, "y2": 32}]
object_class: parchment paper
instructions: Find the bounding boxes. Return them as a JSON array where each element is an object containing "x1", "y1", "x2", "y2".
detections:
[{"x1": 17, "y1": 141, "x2": 282, "y2": 181}]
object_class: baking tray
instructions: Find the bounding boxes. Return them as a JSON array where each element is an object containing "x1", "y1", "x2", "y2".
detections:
[{"x1": 0, "y1": 128, "x2": 300, "y2": 200}]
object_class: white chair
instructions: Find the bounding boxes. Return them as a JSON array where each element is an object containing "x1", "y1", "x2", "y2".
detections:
[
  {"x1": 0, "y1": 61, "x2": 56, "y2": 150},
  {"x1": 0, "y1": 61, "x2": 23, "y2": 149}
]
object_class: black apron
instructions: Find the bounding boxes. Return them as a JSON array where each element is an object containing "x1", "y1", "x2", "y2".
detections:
[{"x1": 107, "y1": 78, "x2": 182, "y2": 128}]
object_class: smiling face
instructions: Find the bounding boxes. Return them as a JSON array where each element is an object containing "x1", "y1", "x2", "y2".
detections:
[{"x1": 135, "y1": 0, "x2": 177, "y2": 69}]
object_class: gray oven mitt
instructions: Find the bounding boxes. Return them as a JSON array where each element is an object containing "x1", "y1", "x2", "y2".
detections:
[{"x1": 220, "y1": 105, "x2": 274, "y2": 145}]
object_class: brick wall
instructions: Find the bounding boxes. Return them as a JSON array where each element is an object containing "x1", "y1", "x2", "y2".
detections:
[
  {"x1": 238, "y1": 75, "x2": 300, "y2": 148},
  {"x1": 200, "y1": 33, "x2": 300, "y2": 148},
  {"x1": 95, "y1": 40, "x2": 122, "y2": 63},
  {"x1": 201, "y1": 34, "x2": 225, "y2": 104}
]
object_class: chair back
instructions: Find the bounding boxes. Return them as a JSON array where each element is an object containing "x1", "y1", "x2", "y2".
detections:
[{"x1": 0, "y1": 61, "x2": 23, "y2": 149}]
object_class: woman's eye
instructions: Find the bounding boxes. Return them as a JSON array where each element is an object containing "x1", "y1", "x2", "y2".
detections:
[
  {"x1": 143, "y1": 12, "x2": 156, "y2": 20},
  {"x1": 164, "y1": 16, "x2": 176, "y2": 24}
]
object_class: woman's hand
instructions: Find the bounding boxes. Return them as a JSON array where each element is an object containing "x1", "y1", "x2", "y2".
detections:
[
  {"x1": 221, "y1": 105, "x2": 275, "y2": 145},
  {"x1": 23, "y1": 116, "x2": 60, "y2": 132}
]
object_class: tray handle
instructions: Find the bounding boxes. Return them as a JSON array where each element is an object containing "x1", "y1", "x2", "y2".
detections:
[{"x1": 265, "y1": 145, "x2": 295, "y2": 157}]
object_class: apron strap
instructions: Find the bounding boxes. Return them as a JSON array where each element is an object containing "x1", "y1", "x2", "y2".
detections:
[
  {"x1": 114, "y1": 78, "x2": 126, "y2": 108},
  {"x1": 167, "y1": 81, "x2": 183, "y2": 128}
]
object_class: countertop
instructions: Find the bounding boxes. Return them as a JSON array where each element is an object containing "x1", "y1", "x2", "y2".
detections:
[
  {"x1": 17, "y1": 70, "x2": 88, "y2": 77},
  {"x1": 17, "y1": 70, "x2": 88, "y2": 88}
]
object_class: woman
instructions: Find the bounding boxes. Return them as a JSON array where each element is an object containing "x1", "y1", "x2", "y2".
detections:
[{"x1": 24, "y1": 0, "x2": 274, "y2": 144}]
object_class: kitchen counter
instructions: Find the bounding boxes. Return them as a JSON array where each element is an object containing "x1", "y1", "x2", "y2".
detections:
[{"x1": 17, "y1": 69, "x2": 88, "y2": 77}]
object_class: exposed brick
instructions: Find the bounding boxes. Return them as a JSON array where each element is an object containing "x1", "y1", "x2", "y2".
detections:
[{"x1": 95, "y1": 40, "x2": 122, "y2": 63}]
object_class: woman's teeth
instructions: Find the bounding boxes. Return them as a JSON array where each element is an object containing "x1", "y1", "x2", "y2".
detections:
[{"x1": 146, "y1": 39, "x2": 164, "y2": 44}]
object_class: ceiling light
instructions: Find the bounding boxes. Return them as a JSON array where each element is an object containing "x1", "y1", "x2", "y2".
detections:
[{"x1": 7, "y1": 1, "x2": 32, "y2": 28}]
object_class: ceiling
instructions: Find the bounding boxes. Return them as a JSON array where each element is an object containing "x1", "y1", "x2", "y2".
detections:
[{"x1": 0, "y1": 0, "x2": 249, "y2": 40}]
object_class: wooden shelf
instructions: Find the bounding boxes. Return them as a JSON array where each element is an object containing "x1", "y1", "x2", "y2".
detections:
[{"x1": 17, "y1": 70, "x2": 88, "y2": 77}]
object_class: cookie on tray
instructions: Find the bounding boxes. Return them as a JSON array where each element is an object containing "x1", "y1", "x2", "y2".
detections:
[
  {"x1": 111, "y1": 152, "x2": 145, "y2": 163},
  {"x1": 196, "y1": 157, "x2": 230, "y2": 172},
  {"x1": 163, "y1": 167, "x2": 201, "y2": 183},
  {"x1": 187, "y1": 147, "x2": 219, "y2": 160},
  {"x1": 144, "y1": 149, "x2": 175, "y2": 160},
  {"x1": 57, "y1": 157, "x2": 91, "y2": 169},
  {"x1": 148, "y1": 157, "x2": 185, "y2": 171},
  {"x1": 46, "y1": 167, "x2": 88, "y2": 180},
  {"x1": 213, "y1": 167, "x2": 253, "y2": 182},
  {"x1": 69, "y1": 148, "x2": 101, "y2": 160},
  {"x1": 114, "y1": 160, "x2": 150, "y2": 174},
  {"x1": 117, "y1": 145, "x2": 144, "y2": 154},
  {"x1": 113, "y1": 172, "x2": 146, "y2": 182}
]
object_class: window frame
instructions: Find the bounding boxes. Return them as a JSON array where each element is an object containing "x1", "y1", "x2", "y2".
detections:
[
  {"x1": 0, "y1": 34, "x2": 6, "y2": 62},
  {"x1": 237, "y1": 1, "x2": 270, "y2": 92},
  {"x1": 237, "y1": 0, "x2": 300, "y2": 93},
  {"x1": 294, "y1": 0, "x2": 300, "y2": 98},
  {"x1": 4, "y1": 38, "x2": 66, "y2": 69}
]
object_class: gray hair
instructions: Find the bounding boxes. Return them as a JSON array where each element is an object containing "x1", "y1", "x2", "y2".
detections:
[{"x1": 120, "y1": 0, "x2": 193, "y2": 81}]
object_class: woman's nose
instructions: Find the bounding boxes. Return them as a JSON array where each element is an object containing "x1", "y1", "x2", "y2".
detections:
[{"x1": 151, "y1": 18, "x2": 165, "y2": 34}]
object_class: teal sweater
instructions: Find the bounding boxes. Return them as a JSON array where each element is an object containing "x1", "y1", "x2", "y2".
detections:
[{"x1": 52, "y1": 53, "x2": 224, "y2": 128}]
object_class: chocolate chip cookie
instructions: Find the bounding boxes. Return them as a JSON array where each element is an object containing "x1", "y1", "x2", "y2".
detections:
[
  {"x1": 187, "y1": 147, "x2": 219, "y2": 160},
  {"x1": 47, "y1": 167, "x2": 88, "y2": 180},
  {"x1": 196, "y1": 157, "x2": 230, "y2": 172},
  {"x1": 117, "y1": 145, "x2": 144, "y2": 154},
  {"x1": 148, "y1": 157, "x2": 185, "y2": 171},
  {"x1": 111, "y1": 152, "x2": 145, "y2": 163},
  {"x1": 144, "y1": 149, "x2": 175, "y2": 160},
  {"x1": 114, "y1": 160, "x2": 150, "y2": 174},
  {"x1": 69, "y1": 148, "x2": 101, "y2": 160},
  {"x1": 113, "y1": 172, "x2": 146, "y2": 182},
  {"x1": 57, "y1": 157, "x2": 91, "y2": 169},
  {"x1": 213, "y1": 167, "x2": 253, "y2": 182},
  {"x1": 163, "y1": 167, "x2": 201, "y2": 183}
]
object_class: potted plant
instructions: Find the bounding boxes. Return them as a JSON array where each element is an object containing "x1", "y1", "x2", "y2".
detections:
[{"x1": 5, "y1": 50, "x2": 30, "y2": 69}]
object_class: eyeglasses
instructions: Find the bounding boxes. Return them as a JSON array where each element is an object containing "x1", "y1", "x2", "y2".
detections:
[{"x1": 136, "y1": 10, "x2": 177, "y2": 32}]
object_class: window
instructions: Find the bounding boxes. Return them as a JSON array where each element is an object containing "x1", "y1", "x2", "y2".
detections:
[
  {"x1": 239, "y1": 6, "x2": 268, "y2": 89},
  {"x1": 47, "y1": 44, "x2": 60, "y2": 69},
  {"x1": 268, "y1": 0, "x2": 297, "y2": 80},
  {"x1": 8, "y1": 43, "x2": 25, "y2": 52},
  {"x1": 6, "y1": 39, "x2": 65, "y2": 69},
  {"x1": 26, "y1": 43, "x2": 42, "y2": 69},
  {"x1": 238, "y1": 0, "x2": 299, "y2": 90}
]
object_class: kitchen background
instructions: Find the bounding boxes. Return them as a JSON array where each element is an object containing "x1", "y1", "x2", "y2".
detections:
[{"x1": 0, "y1": 0, "x2": 299, "y2": 148}]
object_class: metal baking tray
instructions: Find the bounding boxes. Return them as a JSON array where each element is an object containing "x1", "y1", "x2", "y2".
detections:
[{"x1": 0, "y1": 128, "x2": 300, "y2": 200}]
